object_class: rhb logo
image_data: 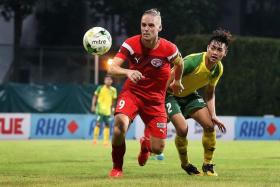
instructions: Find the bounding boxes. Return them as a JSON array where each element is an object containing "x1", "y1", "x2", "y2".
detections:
[
  {"x1": 239, "y1": 120, "x2": 277, "y2": 137},
  {"x1": 35, "y1": 118, "x2": 79, "y2": 136},
  {"x1": 267, "y1": 123, "x2": 276, "y2": 135}
]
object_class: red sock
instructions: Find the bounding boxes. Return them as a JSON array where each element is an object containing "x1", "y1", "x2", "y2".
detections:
[
  {"x1": 141, "y1": 136, "x2": 151, "y2": 153},
  {"x1": 143, "y1": 128, "x2": 152, "y2": 152},
  {"x1": 112, "y1": 142, "x2": 126, "y2": 170}
]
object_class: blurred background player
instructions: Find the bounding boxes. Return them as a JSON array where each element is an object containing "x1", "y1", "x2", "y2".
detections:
[
  {"x1": 107, "y1": 8, "x2": 184, "y2": 177},
  {"x1": 166, "y1": 28, "x2": 232, "y2": 176},
  {"x1": 91, "y1": 75, "x2": 117, "y2": 146}
]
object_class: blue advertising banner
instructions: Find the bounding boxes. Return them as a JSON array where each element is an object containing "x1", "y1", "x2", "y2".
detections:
[
  {"x1": 235, "y1": 117, "x2": 280, "y2": 140},
  {"x1": 83, "y1": 115, "x2": 136, "y2": 139},
  {"x1": 31, "y1": 114, "x2": 136, "y2": 139},
  {"x1": 31, "y1": 114, "x2": 91, "y2": 139},
  {"x1": 83, "y1": 115, "x2": 97, "y2": 139}
]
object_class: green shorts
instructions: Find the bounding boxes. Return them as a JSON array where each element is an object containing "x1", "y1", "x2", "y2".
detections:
[
  {"x1": 96, "y1": 114, "x2": 111, "y2": 126},
  {"x1": 165, "y1": 92, "x2": 207, "y2": 119}
]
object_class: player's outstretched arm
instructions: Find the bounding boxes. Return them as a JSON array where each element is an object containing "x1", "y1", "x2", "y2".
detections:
[
  {"x1": 204, "y1": 85, "x2": 226, "y2": 133},
  {"x1": 108, "y1": 57, "x2": 145, "y2": 83},
  {"x1": 108, "y1": 57, "x2": 127, "y2": 77},
  {"x1": 170, "y1": 56, "x2": 184, "y2": 94}
]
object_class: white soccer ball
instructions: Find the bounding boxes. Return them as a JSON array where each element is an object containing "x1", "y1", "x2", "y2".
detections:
[{"x1": 83, "y1": 27, "x2": 112, "y2": 55}]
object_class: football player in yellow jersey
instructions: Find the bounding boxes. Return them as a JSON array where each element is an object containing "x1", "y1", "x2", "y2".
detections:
[
  {"x1": 92, "y1": 75, "x2": 117, "y2": 146},
  {"x1": 166, "y1": 28, "x2": 232, "y2": 176}
]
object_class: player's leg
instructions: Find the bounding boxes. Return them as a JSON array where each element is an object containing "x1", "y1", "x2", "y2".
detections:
[
  {"x1": 144, "y1": 128, "x2": 155, "y2": 160},
  {"x1": 172, "y1": 114, "x2": 202, "y2": 175},
  {"x1": 109, "y1": 113, "x2": 130, "y2": 177},
  {"x1": 171, "y1": 113, "x2": 188, "y2": 161},
  {"x1": 138, "y1": 127, "x2": 152, "y2": 166},
  {"x1": 109, "y1": 91, "x2": 138, "y2": 177},
  {"x1": 150, "y1": 135, "x2": 165, "y2": 154},
  {"x1": 144, "y1": 127, "x2": 165, "y2": 161},
  {"x1": 139, "y1": 131, "x2": 165, "y2": 166},
  {"x1": 190, "y1": 107, "x2": 217, "y2": 176},
  {"x1": 138, "y1": 101, "x2": 168, "y2": 166},
  {"x1": 93, "y1": 115, "x2": 102, "y2": 144},
  {"x1": 103, "y1": 116, "x2": 111, "y2": 146},
  {"x1": 166, "y1": 94, "x2": 201, "y2": 175}
]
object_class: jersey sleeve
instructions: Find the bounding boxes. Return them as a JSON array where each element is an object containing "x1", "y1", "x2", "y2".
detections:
[
  {"x1": 209, "y1": 62, "x2": 223, "y2": 86},
  {"x1": 115, "y1": 40, "x2": 133, "y2": 61},
  {"x1": 182, "y1": 55, "x2": 193, "y2": 74},
  {"x1": 166, "y1": 43, "x2": 180, "y2": 64},
  {"x1": 182, "y1": 53, "x2": 203, "y2": 75},
  {"x1": 94, "y1": 86, "x2": 102, "y2": 96}
]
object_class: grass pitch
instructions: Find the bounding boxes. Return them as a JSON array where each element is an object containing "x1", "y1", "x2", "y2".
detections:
[{"x1": 0, "y1": 140, "x2": 279, "y2": 187}]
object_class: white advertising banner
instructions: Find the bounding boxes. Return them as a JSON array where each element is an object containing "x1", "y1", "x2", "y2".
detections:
[
  {"x1": 134, "y1": 115, "x2": 235, "y2": 141},
  {"x1": 0, "y1": 113, "x2": 31, "y2": 140},
  {"x1": 134, "y1": 115, "x2": 145, "y2": 139},
  {"x1": 170, "y1": 117, "x2": 235, "y2": 140}
]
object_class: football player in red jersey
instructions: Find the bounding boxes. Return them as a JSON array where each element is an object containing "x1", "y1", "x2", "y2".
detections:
[{"x1": 107, "y1": 8, "x2": 184, "y2": 177}]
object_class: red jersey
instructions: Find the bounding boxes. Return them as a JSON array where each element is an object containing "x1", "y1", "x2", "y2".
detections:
[{"x1": 115, "y1": 35, "x2": 178, "y2": 104}]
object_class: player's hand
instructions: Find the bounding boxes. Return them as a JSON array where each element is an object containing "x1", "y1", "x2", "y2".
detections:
[
  {"x1": 212, "y1": 116, "x2": 226, "y2": 133},
  {"x1": 127, "y1": 70, "x2": 145, "y2": 83},
  {"x1": 170, "y1": 79, "x2": 184, "y2": 95}
]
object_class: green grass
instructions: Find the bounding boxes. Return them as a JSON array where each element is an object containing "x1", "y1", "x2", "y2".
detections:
[{"x1": 0, "y1": 140, "x2": 280, "y2": 187}]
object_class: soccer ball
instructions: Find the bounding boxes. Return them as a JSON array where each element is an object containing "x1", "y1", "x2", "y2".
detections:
[{"x1": 83, "y1": 27, "x2": 112, "y2": 55}]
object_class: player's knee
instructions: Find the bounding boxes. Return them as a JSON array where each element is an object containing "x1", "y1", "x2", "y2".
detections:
[
  {"x1": 112, "y1": 126, "x2": 121, "y2": 137},
  {"x1": 203, "y1": 123, "x2": 215, "y2": 132},
  {"x1": 177, "y1": 127, "x2": 188, "y2": 137},
  {"x1": 151, "y1": 142, "x2": 165, "y2": 154},
  {"x1": 113, "y1": 114, "x2": 129, "y2": 134},
  {"x1": 113, "y1": 125, "x2": 126, "y2": 138}
]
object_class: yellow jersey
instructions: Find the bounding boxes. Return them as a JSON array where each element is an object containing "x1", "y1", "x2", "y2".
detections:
[
  {"x1": 175, "y1": 52, "x2": 223, "y2": 97},
  {"x1": 94, "y1": 85, "x2": 117, "y2": 115}
]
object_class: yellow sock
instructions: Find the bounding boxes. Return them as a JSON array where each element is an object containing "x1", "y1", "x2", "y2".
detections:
[
  {"x1": 202, "y1": 130, "x2": 216, "y2": 164},
  {"x1": 93, "y1": 126, "x2": 100, "y2": 142},
  {"x1": 103, "y1": 126, "x2": 110, "y2": 144},
  {"x1": 175, "y1": 135, "x2": 189, "y2": 166}
]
